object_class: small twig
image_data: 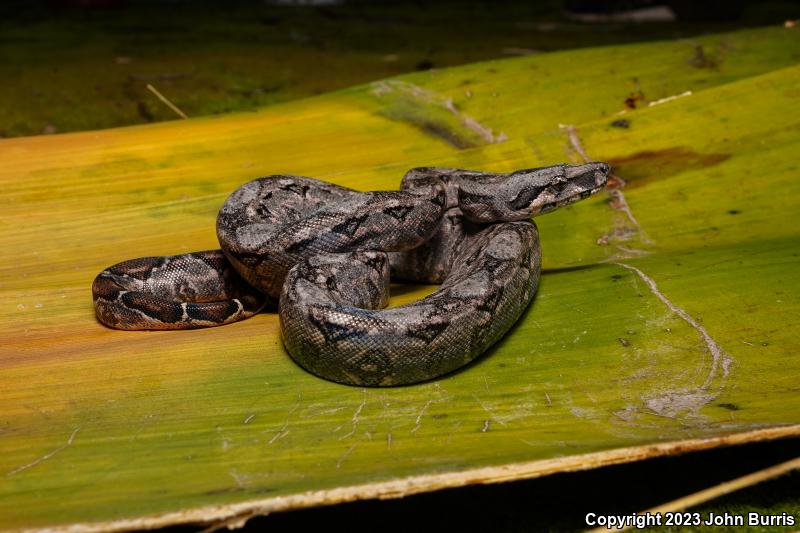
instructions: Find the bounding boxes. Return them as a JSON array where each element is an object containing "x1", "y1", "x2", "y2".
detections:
[
  {"x1": 146, "y1": 83, "x2": 188, "y2": 119},
  {"x1": 648, "y1": 90, "x2": 692, "y2": 107},
  {"x1": 587, "y1": 456, "x2": 800, "y2": 532}
]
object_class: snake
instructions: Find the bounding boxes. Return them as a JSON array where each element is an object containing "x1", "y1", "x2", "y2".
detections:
[{"x1": 92, "y1": 163, "x2": 609, "y2": 386}]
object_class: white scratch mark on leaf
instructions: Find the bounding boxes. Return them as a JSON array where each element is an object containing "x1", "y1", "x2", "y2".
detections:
[
  {"x1": 607, "y1": 190, "x2": 645, "y2": 232},
  {"x1": 616, "y1": 262, "x2": 732, "y2": 389},
  {"x1": 472, "y1": 395, "x2": 508, "y2": 426},
  {"x1": 444, "y1": 421, "x2": 463, "y2": 446},
  {"x1": 570, "y1": 406, "x2": 600, "y2": 420},
  {"x1": 616, "y1": 262, "x2": 734, "y2": 419},
  {"x1": 336, "y1": 444, "x2": 358, "y2": 469},
  {"x1": 644, "y1": 391, "x2": 719, "y2": 419},
  {"x1": 649, "y1": 90, "x2": 692, "y2": 107},
  {"x1": 443, "y1": 98, "x2": 505, "y2": 144},
  {"x1": 560, "y1": 123, "x2": 592, "y2": 162},
  {"x1": 560, "y1": 123, "x2": 653, "y2": 250},
  {"x1": 372, "y1": 80, "x2": 507, "y2": 144},
  {"x1": 268, "y1": 428, "x2": 290, "y2": 444},
  {"x1": 267, "y1": 404, "x2": 299, "y2": 445},
  {"x1": 614, "y1": 244, "x2": 649, "y2": 257},
  {"x1": 339, "y1": 397, "x2": 367, "y2": 440},
  {"x1": 6, "y1": 427, "x2": 80, "y2": 477},
  {"x1": 229, "y1": 469, "x2": 246, "y2": 488},
  {"x1": 411, "y1": 400, "x2": 434, "y2": 434},
  {"x1": 300, "y1": 405, "x2": 346, "y2": 419}
]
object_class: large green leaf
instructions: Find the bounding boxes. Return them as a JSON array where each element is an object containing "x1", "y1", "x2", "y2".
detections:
[{"x1": 1, "y1": 26, "x2": 799, "y2": 531}]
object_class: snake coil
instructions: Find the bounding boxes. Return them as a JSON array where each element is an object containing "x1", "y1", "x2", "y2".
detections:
[{"x1": 93, "y1": 163, "x2": 609, "y2": 386}]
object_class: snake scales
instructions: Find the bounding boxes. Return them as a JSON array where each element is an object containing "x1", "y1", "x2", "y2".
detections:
[{"x1": 93, "y1": 163, "x2": 609, "y2": 386}]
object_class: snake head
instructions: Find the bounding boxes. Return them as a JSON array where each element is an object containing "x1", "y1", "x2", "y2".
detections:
[
  {"x1": 520, "y1": 161, "x2": 609, "y2": 216},
  {"x1": 456, "y1": 162, "x2": 610, "y2": 222}
]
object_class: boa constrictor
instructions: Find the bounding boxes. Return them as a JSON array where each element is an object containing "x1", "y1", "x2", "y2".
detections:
[{"x1": 93, "y1": 163, "x2": 609, "y2": 386}]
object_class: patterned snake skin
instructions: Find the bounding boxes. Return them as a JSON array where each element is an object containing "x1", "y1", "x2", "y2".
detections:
[{"x1": 93, "y1": 163, "x2": 609, "y2": 386}]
